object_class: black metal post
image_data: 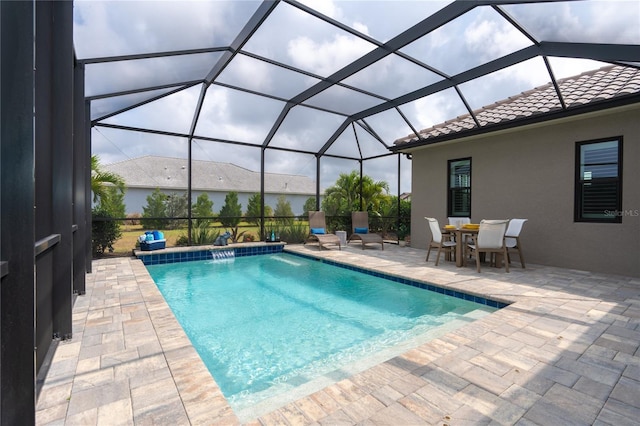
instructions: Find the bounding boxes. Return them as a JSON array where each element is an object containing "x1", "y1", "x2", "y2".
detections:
[
  {"x1": 187, "y1": 137, "x2": 192, "y2": 245},
  {"x1": 50, "y1": 0, "x2": 74, "y2": 340},
  {"x1": 73, "y1": 62, "x2": 87, "y2": 295},
  {"x1": 397, "y1": 154, "x2": 401, "y2": 237},
  {"x1": 260, "y1": 148, "x2": 265, "y2": 239},
  {"x1": 84, "y1": 101, "x2": 93, "y2": 273},
  {"x1": 316, "y1": 156, "x2": 321, "y2": 211},
  {"x1": 1, "y1": 0, "x2": 37, "y2": 422}
]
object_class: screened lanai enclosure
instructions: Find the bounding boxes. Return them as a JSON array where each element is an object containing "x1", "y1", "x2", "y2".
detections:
[
  {"x1": 80, "y1": 0, "x2": 640, "y2": 247},
  {"x1": 1, "y1": 0, "x2": 639, "y2": 423}
]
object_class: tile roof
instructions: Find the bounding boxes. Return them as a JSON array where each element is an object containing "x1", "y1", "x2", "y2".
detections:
[
  {"x1": 103, "y1": 156, "x2": 316, "y2": 195},
  {"x1": 394, "y1": 65, "x2": 640, "y2": 147}
]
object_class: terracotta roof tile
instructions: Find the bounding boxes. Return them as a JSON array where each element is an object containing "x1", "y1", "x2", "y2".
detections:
[{"x1": 394, "y1": 65, "x2": 640, "y2": 147}]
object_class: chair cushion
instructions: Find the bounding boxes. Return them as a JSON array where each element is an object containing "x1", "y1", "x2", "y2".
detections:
[
  {"x1": 354, "y1": 227, "x2": 368, "y2": 234},
  {"x1": 311, "y1": 227, "x2": 325, "y2": 235}
]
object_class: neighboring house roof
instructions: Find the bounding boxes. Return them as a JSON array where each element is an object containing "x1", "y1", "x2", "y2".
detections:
[
  {"x1": 103, "y1": 156, "x2": 316, "y2": 195},
  {"x1": 393, "y1": 65, "x2": 640, "y2": 149}
]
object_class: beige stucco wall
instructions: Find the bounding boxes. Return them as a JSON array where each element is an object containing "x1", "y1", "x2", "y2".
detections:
[{"x1": 408, "y1": 104, "x2": 640, "y2": 277}]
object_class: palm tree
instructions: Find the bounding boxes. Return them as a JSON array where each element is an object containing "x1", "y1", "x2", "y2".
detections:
[
  {"x1": 322, "y1": 171, "x2": 360, "y2": 216},
  {"x1": 322, "y1": 170, "x2": 389, "y2": 214},
  {"x1": 91, "y1": 155, "x2": 125, "y2": 204},
  {"x1": 360, "y1": 176, "x2": 390, "y2": 213}
]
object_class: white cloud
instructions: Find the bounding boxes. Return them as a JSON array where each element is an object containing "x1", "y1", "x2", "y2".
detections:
[
  {"x1": 298, "y1": 0, "x2": 341, "y2": 20},
  {"x1": 413, "y1": 91, "x2": 463, "y2": 129},
  {"x1": 81, "y1": 0, "x2": 630, "y2": 196},
  {"x1": 288, "y1": 34, "x2": 374, "y2": 76},
  {"x1": 74, "y1": 0, "x2": 241, "y2": 58},
  {"x1": 502, "y1": 0, "x2": 639, "y2": 44},
  {"x1": 464, "y1": 18, "x2": 531, "y2": 61},
  {"x1": 352, "y1": 22, "x2": 370, "y2": 36},
  {"x1": 548, "y1": 57, "x2": 608, "y2": 80},
  {"x1": 227, "y1": 56, "x2": 274, "y2": 93},
  {"x1": 579, "y1": 1, "x2": 640, "y2": 44}
]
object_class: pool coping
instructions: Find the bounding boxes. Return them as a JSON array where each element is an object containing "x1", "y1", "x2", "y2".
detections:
[
  {"x1": 134, "y1": 241, "x2": 286, "y2": 265},
  {"x1": 285, "y1": 249, "x2": 511, "y2": 309}
]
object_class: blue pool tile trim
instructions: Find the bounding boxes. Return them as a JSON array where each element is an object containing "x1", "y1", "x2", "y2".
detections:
[
  {"x1": 286, "y1": 251, "x2": 510, "y2": 309},
  {"x1": 138, "y1": 245, "x2": 508, "y2": 309},
  {"x1": 137, "y1": 244, "x2": 284, "y2": 265}
]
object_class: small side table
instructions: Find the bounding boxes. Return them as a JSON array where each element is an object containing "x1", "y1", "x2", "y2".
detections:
[{"x1": 335, "y1": 230, "x2": 347, "y2": 247}]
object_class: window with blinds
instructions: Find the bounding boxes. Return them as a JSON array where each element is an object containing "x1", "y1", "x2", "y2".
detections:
[
  {"x1": 575, "y1": 138, "x2": 622, "y2": 223},
  {"x1": 448, "y1": 158, "x2": 471, "y2": 218}
]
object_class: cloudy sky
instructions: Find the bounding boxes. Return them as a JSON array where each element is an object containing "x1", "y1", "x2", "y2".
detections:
[{"x1": 74, "y1": 0, "x2": 639, "y2": 194}]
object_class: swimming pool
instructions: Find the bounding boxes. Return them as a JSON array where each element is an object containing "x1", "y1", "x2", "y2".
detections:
[{"x1": 146, "y1": 252, "x2": 499, "y2": 418}]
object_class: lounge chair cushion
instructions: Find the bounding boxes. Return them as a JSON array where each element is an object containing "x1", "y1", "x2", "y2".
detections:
[
  {"x1": 311, "y1": 227, "x2": 325, "y2": 235},
  {"x1": 354, "y1": 227, "x2": 368, "y2": 234}
]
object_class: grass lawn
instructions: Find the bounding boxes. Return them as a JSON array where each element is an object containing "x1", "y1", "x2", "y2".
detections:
[
  {"x1": 111, "y1": 225, "x2": 182, "y2": 256},
  {"x1": 109, "y1": 222, "x2": 267, "y2": 256}
]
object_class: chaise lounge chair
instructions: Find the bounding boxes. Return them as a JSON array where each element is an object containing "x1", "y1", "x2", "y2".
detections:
[
  {"x1": 305, "y1": 211, "x2": 341, "y2": 250},
  {"x1": 347, "y1": 211, "x2": 384, "y2": 250}
]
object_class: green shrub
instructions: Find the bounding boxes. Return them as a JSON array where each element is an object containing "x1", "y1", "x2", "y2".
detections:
[
  {"x1": 219, "y1": 192, "x2": 245, "y2": 242},
  {"x1": 274, "y1": 195, "x2": 294, "y2": 226},
  {"x1": 92, "y1": 207, "x2": 122, "y2": 256},
  {"x1": 279, "y1": 221, "x2": 309, "y2": 244},
  {"x1": 175, "y1": 235, "x2": 189, "y2": 246},
  {"x1": 141, "y1": 188, "x2": 168, "y2": 229},
  {"x1": 165, "y1": 193, "x2": 189, "y2": 229},
  {"x1": 192, "y1": 224, "x2": 220, "y2": 245},
  {"x1": 175, "y1": 224, "x2": 221, "y2": 246},
  {"x1": 192, "y1": 193, "x2": 214, "y2": 228}
]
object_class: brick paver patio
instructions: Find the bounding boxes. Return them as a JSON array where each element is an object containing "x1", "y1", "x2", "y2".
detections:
[{"x1": 36, "y1": 243, "x2": 640, "y2": 425}]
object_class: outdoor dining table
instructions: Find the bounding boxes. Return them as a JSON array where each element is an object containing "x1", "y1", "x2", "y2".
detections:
[
  {"x1": 443, "y1": 226, "x2": 506, "y2": 268},
  {"x1": 443, "y1": 227, "x2": 479, "y2": 267}
]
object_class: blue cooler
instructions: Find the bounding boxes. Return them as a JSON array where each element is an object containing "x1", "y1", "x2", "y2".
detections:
[{"x1": 140, "y1": 230, "x2": 166, "y2": 251}]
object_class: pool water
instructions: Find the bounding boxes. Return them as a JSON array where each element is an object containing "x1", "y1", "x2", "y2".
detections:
[{"x1": 146, "y1": 253, "x2": 496, "y2": 416}]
